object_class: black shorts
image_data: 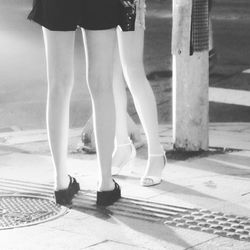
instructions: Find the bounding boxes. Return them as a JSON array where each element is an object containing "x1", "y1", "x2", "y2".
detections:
[{"x1": 28, "y1": 0, "x2": 123, "y2": 31}]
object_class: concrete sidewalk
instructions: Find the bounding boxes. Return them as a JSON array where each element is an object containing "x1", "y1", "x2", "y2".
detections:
[{"x1": 0, "y1": 123, "x2": 250, "y2": 249}]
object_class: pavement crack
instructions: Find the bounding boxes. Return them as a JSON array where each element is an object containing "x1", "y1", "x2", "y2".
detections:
[
  {"x1": 184, "y1": 236, "x2": 220, "y2": 250},
  {"x1": 82, "y1": 240, "x2": 109, "y2": 249}
]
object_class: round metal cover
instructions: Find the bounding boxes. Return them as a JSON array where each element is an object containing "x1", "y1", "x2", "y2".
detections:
[{"x1": 0, "y1": 194, "x2": 68, "y2": 230}]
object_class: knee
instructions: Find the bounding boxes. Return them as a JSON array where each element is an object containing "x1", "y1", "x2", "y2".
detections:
[
  {"x1": 48, "y1": 70, "x2": 74, "y2": 95},
  {"x1": 123, "y1": 63, "x2": 147, "y2": 89},
  {"x1": 87, "y1": 70, "x2": 113, "y2": 98}
]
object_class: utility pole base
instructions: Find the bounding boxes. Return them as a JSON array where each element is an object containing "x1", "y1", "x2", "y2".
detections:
[{"x1": 173, "y1": 52, "x2": 209, "y2": 151}]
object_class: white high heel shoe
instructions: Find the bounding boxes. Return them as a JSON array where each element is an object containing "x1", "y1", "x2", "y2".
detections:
[
  {"x1": 140, "y1": 151, "x2": 167, "y2": 187},
  {"x1": 112, "y1": 140, "x2": 136, "y2": 176}
]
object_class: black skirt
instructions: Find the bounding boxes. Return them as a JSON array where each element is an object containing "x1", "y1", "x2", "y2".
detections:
[{"x1": 28, "y1": 0, "x2": 123, "y2": 31}]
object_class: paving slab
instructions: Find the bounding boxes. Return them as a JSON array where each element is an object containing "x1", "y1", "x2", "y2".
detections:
[
  {"x1": 0, "y1": 224, "x2": 102, "y2": 250},
  {"x1": 84, "y1": 240, "x2": 148, "y2": 250},
  {"x1": 78, "y1": 214, "x2": 216, "y2": 250},
  {"x1": 187, "y1": 236, "x2": 250, "y2": 250},
  {"x1": 1, "y1": 123, "x2": 250, "y2": 249}
]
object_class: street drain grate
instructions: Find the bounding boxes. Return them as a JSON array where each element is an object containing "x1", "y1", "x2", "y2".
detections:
[
  {"x1": 0, "y1": 195, "x2": 68, "y2": 230},
  {"x1": 1, "y1": 178, "x2": 250, "y2": 242}
]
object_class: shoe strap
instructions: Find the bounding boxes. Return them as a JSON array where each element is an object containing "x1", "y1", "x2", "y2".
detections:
[
  {"x1": 149, "y1": 150, "x2": 166, "y2": 157},
  {"x1": 149, "y1": 146, "x2": 165, "y2": 157},
  {"x1": 149, "y1": 145, "x2": 165, "y2": 155},
  {"x1": 116, "y1": 141, "x2": 133, "y2": 147},
  {"x1": 149, "y1": 153, "x2": 164, "y2": 157},
  {"x1": 149, "y1": 151, "x2": 167, "y2": 164}
]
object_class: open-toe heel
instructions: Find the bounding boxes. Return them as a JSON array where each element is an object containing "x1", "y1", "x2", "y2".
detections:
[
  {"x1": 54, "y1": 175, "x2": 80, "y2": 205},
  {"x1": 96, "y1": 180, "x2": 121, "y2": 206},
  {"x1": 140, "y1": 150, "x2": 167, "y2": 187}
]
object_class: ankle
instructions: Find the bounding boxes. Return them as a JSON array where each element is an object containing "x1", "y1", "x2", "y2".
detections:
[
  {"x1": 148, "y1": 146, "x2": 164, "y2": 156},
  {"x1": 98, "y1": 179, "x2": 115, "y2": 192},
  {"x1": 149, "y1": 151, "x2": 166, "y2": 162},
  {"x1": 55, "y1": 175, "x2": 69, "y2": 190},
  {"x1": 115, "y1": 137, "x2": 132, "y2": 147},
  {"x1": 113, "y1": 139, "x2": 134, "y2": 156}
]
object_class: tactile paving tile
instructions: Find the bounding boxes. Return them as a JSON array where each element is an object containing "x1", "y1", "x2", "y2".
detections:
[
  {"x1": 0, "y1": 178, "x2": 250, "y2": 242},
  {"x1": 0, "y1": 195, "x2": 68, "y2": 230},
  {"x1": 164, "y1": 209, "x2": 250, "y2": 241},
  {"x1": 68, "y1": 191, "x2": 250, "y2": 242}
]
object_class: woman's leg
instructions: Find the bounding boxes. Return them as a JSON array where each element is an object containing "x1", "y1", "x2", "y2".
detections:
[
  {"x1": 117, "y1": 27, "x2": 165, "y2": 179},
  {"x1": 42, "y1": 28, "x2": 75, "y2": 190},
  {"x1": 112, "y1": 40, "x2": 134, "y2": 168},
  {"x1": 127, "y1": 114, "x2": 143, "y2": 148},
  {"x1": 82, "y1": 28, "x2": 116, "y2": 191},
  {"x1": 113, "y1": 41, "x2": 130, "y2": 145}
]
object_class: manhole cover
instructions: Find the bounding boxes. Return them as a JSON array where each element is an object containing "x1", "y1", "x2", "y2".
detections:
[{"x1": 0, "y1": 195, "x2": 68, "y2": 230}]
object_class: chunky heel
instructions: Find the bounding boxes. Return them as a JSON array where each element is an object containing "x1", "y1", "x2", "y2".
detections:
[
  {"x1": 96, "y1": 180, "x2": 121, "y2": 206},
  {"x1": 54, "y1": 175, "x2": 80, "y2": 205}
]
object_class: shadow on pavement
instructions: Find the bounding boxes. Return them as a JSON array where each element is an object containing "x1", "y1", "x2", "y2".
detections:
[{"x1": 73, "y1": 201, "x2": 192, "y2": 249}]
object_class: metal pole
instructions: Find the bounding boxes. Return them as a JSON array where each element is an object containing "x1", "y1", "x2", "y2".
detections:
[{"x1": 172, "y1": 0, "x2": 209, "y2": 151}]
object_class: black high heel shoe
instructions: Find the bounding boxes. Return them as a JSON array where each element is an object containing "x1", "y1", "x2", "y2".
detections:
[
  {"x1": 96, "y1": 180, "x2": 121, "y2": 206},
  {"x1": 54, "y1": 175, "x2": 80, "y2": 206}
]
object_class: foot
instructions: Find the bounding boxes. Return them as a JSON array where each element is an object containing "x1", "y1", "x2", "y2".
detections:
[
  {"x1": 78, "y1": 131, "x2": 96, "y2": 154},
  {"x1": 140, "y1": 151, "x2": 167, "y2": 187},
  {"x1": 97, "y1": 180, "x2": 121, "y2": 206},
  {"x1": 79, "y1": 117, "x2": 96, "y2": 154},
  {"x1": 97, "y1": 179, "x2": 115, "y2": 192},
  {"x1": 54, "y1": 175, "x2": 80, "y2": 205},
  {"x1": 129, "y1": 126, "x2": 145, "y2": 149},
  {"x1": 112, "y1": 140, "x2": 136, "y2": 175},
  {"x1": 55, "y1": 174, "x2": 71, "y2": 191}
]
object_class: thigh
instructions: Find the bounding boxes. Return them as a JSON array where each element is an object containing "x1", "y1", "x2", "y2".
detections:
[
  {"x1": 117, "y1": 28, "x2": 144, "y2": 68},
  {"x1": 82, "y1": 29, "x2": 116, "y2": 80},
  {"x1": 113, "y1": 39, "x2": 123, "y2": 79},
  {"x1": 42, "y1": 27, "x2": 75, "y2": 78}
]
